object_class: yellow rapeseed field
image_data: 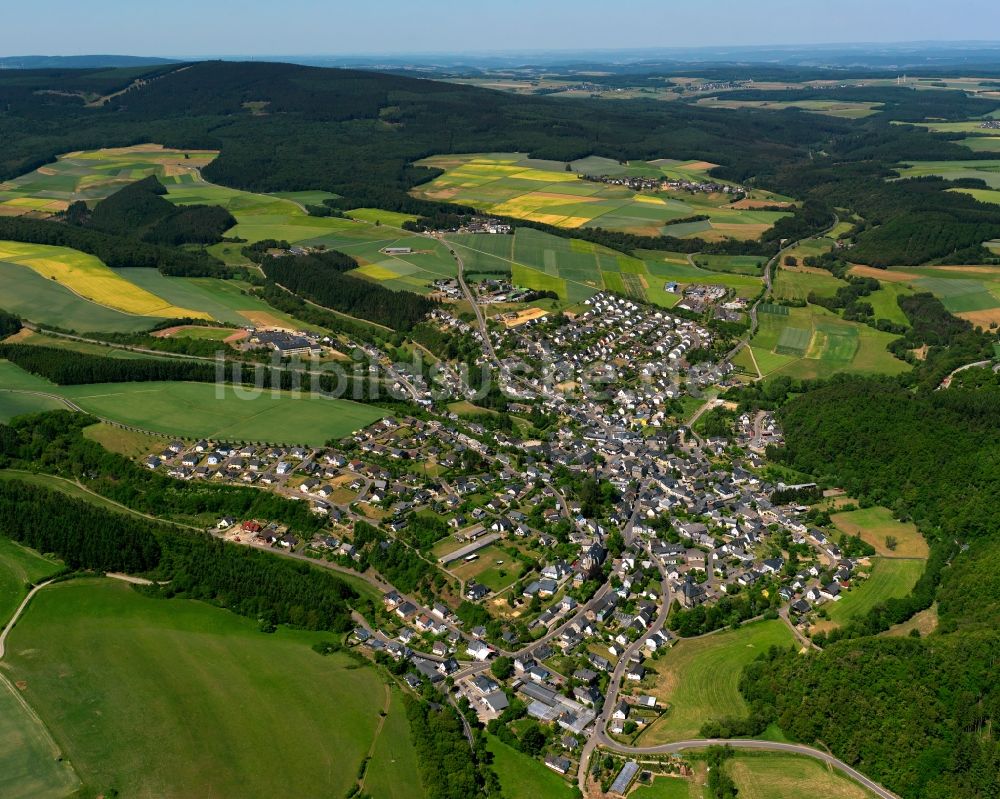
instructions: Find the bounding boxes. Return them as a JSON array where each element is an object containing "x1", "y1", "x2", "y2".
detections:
[{"x1": 0, "y1": 240, "x2": 210, "y2": 319}]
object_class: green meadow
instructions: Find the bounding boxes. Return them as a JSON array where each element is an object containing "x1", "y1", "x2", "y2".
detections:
[
  {"x1": 486, "y1": 735, "x2": 577, "y2": 799},
  {"x1": 4, "y1": 578, "x2": 421, "y2": 799},
  {"x1": 824, "y1": 558, "x2": 926, "y2": 627},
  {"x1": 894, "y1": 159, "x2": 1000, "y2": 189},
  {"x1": 641, "y1": 620, "x2": 794, "y2": 744},
  {"x1": 727, "y1": 753, "x2": 875, "y2": 799},
  {"x1": 0, "y1": 360, "x2": 385, "y2": 445}
]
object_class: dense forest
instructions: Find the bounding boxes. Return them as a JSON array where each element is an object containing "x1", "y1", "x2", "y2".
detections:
[
  {"x1": 722, "y1": 376, "x2": 1000, "y2": 798},
  {"x1": 261, "y1": 250, "x2": 436, "y2": 331},
  {"x1": 772, "y1": 378, "x2": 1000, "y2": 540},
  {"x1": 740, "y1": 633, "x2": 999, "y2": 799},
  {"x1": 0, "y1": 308, "x2": 22, "y2": 338},
  {"x1": 0, "y1": 477, "x2": 358, "y2": 631},
  {"x1": 80, "y1": 174, "x2": 236, "y2": 245}
]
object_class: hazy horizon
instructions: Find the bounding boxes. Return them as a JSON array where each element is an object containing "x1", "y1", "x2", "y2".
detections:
[{"x1": 2, "y1": 0, "x2": 999, "y2": 59}]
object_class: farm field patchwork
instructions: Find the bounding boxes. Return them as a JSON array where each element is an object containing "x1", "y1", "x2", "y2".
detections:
[
  {"x1": 3, "y1": 578, "x2": 409, "y2": 799},
  {"x1": 413, "y1": 153, "x2": 790, "y2": 239},
  {"x1": 0, "y1": 145, "x2": 217, "y2": 215},
  {"x1": 748, "y1": 304, "x2": 910, "y2": 380},
  {"x1": 447, "y1": 229, "x2": 683, "y2": 305},
  {"x1": 113, "y1": 269, "x2": 317, "y2": 329},
  {"x1": 894, "y1": 159, "x2": 1000, "y2": 189},
  {"x1": 640, "y1": 619, "x2": 794, "y2": 744},
  {"x1": 0, "y1": 146, "x2": 458, "y2": 298},
  {"x1": 727, "y1": 753, "x2": 875, "y2": 799},
  {"x1": 697, "y1": 97, "x2": 884, "y2": 118}
]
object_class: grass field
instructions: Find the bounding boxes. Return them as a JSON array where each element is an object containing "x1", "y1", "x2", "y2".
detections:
[
  {"x1": 698, "y1": 97, "x2": 884, "y2": 119},
  {"x1": 0, "y1": 240, "x2": 208, "y2": 319},
  {"x1": 771, "y1": 267, "x2": 844, "y2": 303},
  {"x1": 748, "y1": 304, "x2": 909, "y2": 381},
  {"x1": 486, "y1": 735, "x2": 577, "y2": 799},
  {"x1": 414, "y1": 153, "x2": 790, "y2": 240},
  {"x1": 0, "y1": 536, "x2": 63, "y2": 626},
  {"x1": 830, "y1": 506, "x2": 928, "y2": 558},
  {"x1": 630, "y1": 775, "x2": 701, "y2": 799},
  {"x1": 59, "y1": 381, "x2": 385, "y2": 445},
  {"x1": 82, "y1": 421, "x2": 169, "y2": 458},
  {"x1": 449, "y1": 545, "x2": 525, "y2": 592},
  {"x1": 690, "y1": 254, "x2": 766, "y2": 275},
  {"x1": 0, "y1": 391, "x2": 66, "y2": 422},
  {"x1": 640, "y1": 620, "x2": 794, "y2": 744},
  {"x1": 0, "y1": 677, "x2": 80, "y2": 799},
  {"x1": 727, "y1": 753, "x2": 874, "y2": 799},
  {"x1": 895, "y1": 159, "x2": 1000, "y2": 189},
  {"x1": 824, "y1": 558, "x2": 925, "y2": 627},
  {"x1": 4, "y1": 578, "x2": 417, "y2": 799},
  {"x1": 362, "y1": 688, "x2": 427, "y2": 799},
  {"x1": 0, "y1": 360, "x2": 385, "y2": 445}
]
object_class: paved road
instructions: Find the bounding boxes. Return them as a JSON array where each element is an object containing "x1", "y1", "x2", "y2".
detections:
[
  {"x1": 600, "y1": 738, "x2": 901, "y2": 799},
  {"x1": 577, "y1": 548, "x2": 672, "y2": 794},
  {"x1": 938, "y1": 358, "x2": 995, "y2": 389}
]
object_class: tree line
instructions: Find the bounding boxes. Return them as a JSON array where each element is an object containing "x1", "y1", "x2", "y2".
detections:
[
  {"x1": 0, "y1": 215, "x2": 226, "y2": 277},
  {"x1": 0, "y1": 477, "x2": 358, "y2": 631},
  {"x1": 261, "y1": 250, "x2": 436, "y2": 332}
]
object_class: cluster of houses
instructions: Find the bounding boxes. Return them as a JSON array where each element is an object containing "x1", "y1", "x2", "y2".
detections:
[
  {"x1": 482, "y1": 292, "x2": 732, "y2": 429},
  {"x1": 579, "y1": 173, "x2": 747, "y2": 197}
]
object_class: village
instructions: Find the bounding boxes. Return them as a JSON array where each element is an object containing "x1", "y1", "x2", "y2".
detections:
[{"x1": 141, "y1": 347, "x2": 874, "y2": 792}]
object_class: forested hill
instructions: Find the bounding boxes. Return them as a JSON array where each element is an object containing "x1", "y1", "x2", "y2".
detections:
[
  {"x1": 2, "y1": 60, "x2": 999, "y2": 265},
  {"x1": 736, "y1": 377, "x2": 1000, "y2": 799}
]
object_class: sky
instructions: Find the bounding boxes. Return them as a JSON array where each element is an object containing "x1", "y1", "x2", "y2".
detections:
[{"x1": 1, "y1": 0, "x2": 999, "y2": 57}]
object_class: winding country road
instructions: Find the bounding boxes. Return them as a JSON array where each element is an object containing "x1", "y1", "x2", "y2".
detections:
[{"x1": 602, "y1": 738, "x2": 901, "y2": 799}]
